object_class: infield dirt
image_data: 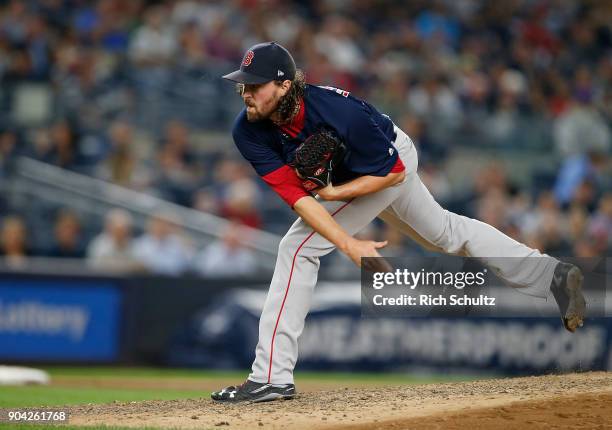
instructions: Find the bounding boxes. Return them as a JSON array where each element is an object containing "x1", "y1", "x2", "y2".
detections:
[{"x1": 69, "y1": 371, "x2": 612, "y2": 429}]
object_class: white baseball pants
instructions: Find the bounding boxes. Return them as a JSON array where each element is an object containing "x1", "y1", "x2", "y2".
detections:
[{"x1": 249, "y1": 125, "x2": 558, "y2": 384}]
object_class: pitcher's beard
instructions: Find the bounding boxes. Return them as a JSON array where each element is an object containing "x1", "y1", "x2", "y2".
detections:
[
  {"x1": 246, "y1": 107, "x2": 262, "y2": 122},
  {"x1": 246, "y1": 105, "x2": 275, "y2": 122}
]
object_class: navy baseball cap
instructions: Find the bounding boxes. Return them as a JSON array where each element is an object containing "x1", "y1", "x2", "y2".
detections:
[{"x1": 222, "y1": 42, "x2": 296, "y2": 84}]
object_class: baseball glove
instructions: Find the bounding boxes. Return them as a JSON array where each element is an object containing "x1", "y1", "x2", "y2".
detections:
[{"x1": 293, "y1": 127, "x2": 346, "y2": 191}]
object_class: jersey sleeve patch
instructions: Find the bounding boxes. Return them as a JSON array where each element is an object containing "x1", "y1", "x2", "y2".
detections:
[{"x1": 319, "y1": 85, "x2": 350, "y2": 97}]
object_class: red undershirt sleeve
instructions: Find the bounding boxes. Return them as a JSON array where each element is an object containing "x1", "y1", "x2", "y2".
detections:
[
  {"x1": 390, "y1": 156, "x2": 405, "y2": 173},
  {"x1": 262, "y1": 165, "x2": 311, "y2": 208}
]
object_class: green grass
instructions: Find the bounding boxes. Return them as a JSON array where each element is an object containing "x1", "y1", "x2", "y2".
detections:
[
  {"x1": 42, "y1": 366, "x2": 480, "y2": 383},
  {"x1": 0, "y1": 385, "x2": 206, "y2": 408},
  {"x1": 43, "y1": 366, "x2": 233, "y2": 379}
]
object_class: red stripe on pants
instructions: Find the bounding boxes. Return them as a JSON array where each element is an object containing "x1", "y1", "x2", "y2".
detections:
[{"x1": 267, "y1": 200, "x2": 353, "y2": 383}]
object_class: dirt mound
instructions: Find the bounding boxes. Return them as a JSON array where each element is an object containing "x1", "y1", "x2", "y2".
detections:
[{"x1": 69, "y1": 372, "x2": 612, "y2": 430}]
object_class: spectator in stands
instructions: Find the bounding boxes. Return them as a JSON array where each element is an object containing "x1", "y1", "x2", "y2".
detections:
[
  {"x1": 571, "y1": 179, "x2": 599, "y2": 213},
  {"x1": 314, "y1": 15, "x2": 365, "y2": 76},
  {"x1": 573, "y1": 236, "x2": 599, "y2": 258},
  {"x1": 47, "y1": 209, "x2": 85, "y2": 258},
  {"x1": 370, "y1": 72, "x2": 410, "y2": 122},
  {"x1": 520, "y1": 191, "x2": 560, "y2": 240},
  {"x1": 486, "y1": 90, "x2": 521, "y2": 146},
  {"x1": 214, "y1": 159, "x2": 262, "y2": 229},
  {"x1": 587, "y1": 193, "x2": 612, "y2": 254},
  {"x1": 418, "y1": 163, "x2": 452, "y2": 203},
  {"x1": 193, "y1": 221, "x2": 258, "y2": 278},
  {"x1": 219, "y1": 178, "x2": 262, "y2": 229},
  {"x1": 102, "y1": 120, "x2": 134, "y2": 185},
  {"x1": 567, "y1": 204, "x2": 589, "y2": 245},
  {"x1": 0, "y1": 130, "x2": 18, "y2": 178},
  {"x1": 87, "y1": 208, "x2": 139, "y2": 271},
  {"x1": 475, "y1": 189, "x2": 509, "y2": 231},
  {"x1": 132, "y1": 211, "x2": 193, "y2": 275},
  {"x1": 0, "y1": 1, "x2": 29, "y2": 47},
  {"x1": 36, "y1": 120, "x2": 84, "y2": 170},
  {"x1": 177, "y1": 20, "x2": 207, "y2": 68},
  {"x1": 153, "y1": 120, "x2": 200, "y2": 205},
  {"x1": 98, "y1": 120, "x2": 151, "y2": 189},
  {"x1": 192, "y1": 188, "x2": 220, "y2": 215},
  {"x1": 0, "y1": 215, "x2": 29, "y2": 267},
  {"x1": 407, "y1": 75, "x2": 462, "y2": 132},
  {"x1": 162, "y1": 120, "x2": 197, "y2": 166},
  {"x1": 155, "y1": 145, "x2": 197, "y2": 204},
  {"x1": 553, "y1": 85, "x2": 611, "y2": 158},
  {"x1": 462, "y1": 162, "x2": 514, "y2": 221},
  {"x1": 73, "y1": 1, "x2": 132, "y2": 53},
  {"x1": 554, "y1": 151, "x2": 608, "y2": 207},
  {"x1": 129, "y1": 4, "x2": 176, "y2": 67}
]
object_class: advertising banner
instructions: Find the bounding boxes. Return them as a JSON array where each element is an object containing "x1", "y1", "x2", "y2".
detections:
[
  {"x1": 168, "y1": 277, "x2": 612, "y2": 374},
  {"x1": 0, "y1": 280, "x2": 121, "y2": 361}
]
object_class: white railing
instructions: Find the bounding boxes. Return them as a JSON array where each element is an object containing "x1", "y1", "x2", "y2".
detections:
[{"x1": 11, "y1": 157, "x2": 282, "y2": 268}]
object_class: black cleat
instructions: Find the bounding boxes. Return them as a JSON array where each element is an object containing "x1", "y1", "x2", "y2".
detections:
[
  {"x1": 211, "y1": 379, "x2": 296, "y2": 403},
  {"x1": 550, "y1": 263, "x2": 586, "y2": 332}
]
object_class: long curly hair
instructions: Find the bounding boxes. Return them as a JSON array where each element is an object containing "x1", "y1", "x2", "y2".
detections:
[{"x1": 275, "y1": 69, "x2": 306, "y2": 124}]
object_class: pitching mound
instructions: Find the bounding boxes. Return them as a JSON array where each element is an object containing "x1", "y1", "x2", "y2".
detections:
[{"x1": 70, "y1": 372, "x2": 612, "y2": 429}]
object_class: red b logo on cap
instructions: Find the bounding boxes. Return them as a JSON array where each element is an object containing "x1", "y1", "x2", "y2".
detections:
[{"x1": 242, "y1": 50, "x2": 254, "y2": 67}]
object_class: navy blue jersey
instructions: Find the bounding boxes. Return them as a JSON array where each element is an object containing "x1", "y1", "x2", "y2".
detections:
[{"x1": 231, "y1": 84, "x2": 403, "y2": 207}]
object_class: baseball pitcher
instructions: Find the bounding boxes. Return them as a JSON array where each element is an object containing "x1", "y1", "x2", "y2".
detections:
[{"x1": 211, "y1": 42, "x2": 586, "y2": 403}]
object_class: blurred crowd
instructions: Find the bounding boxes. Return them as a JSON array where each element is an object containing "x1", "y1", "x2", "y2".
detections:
[
  {"x1": 0, "y1": 206, "x2": 260, "y2": 277},
  {"x1": 0, "y1": 0, "x2": 610, "y2": 275}
]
